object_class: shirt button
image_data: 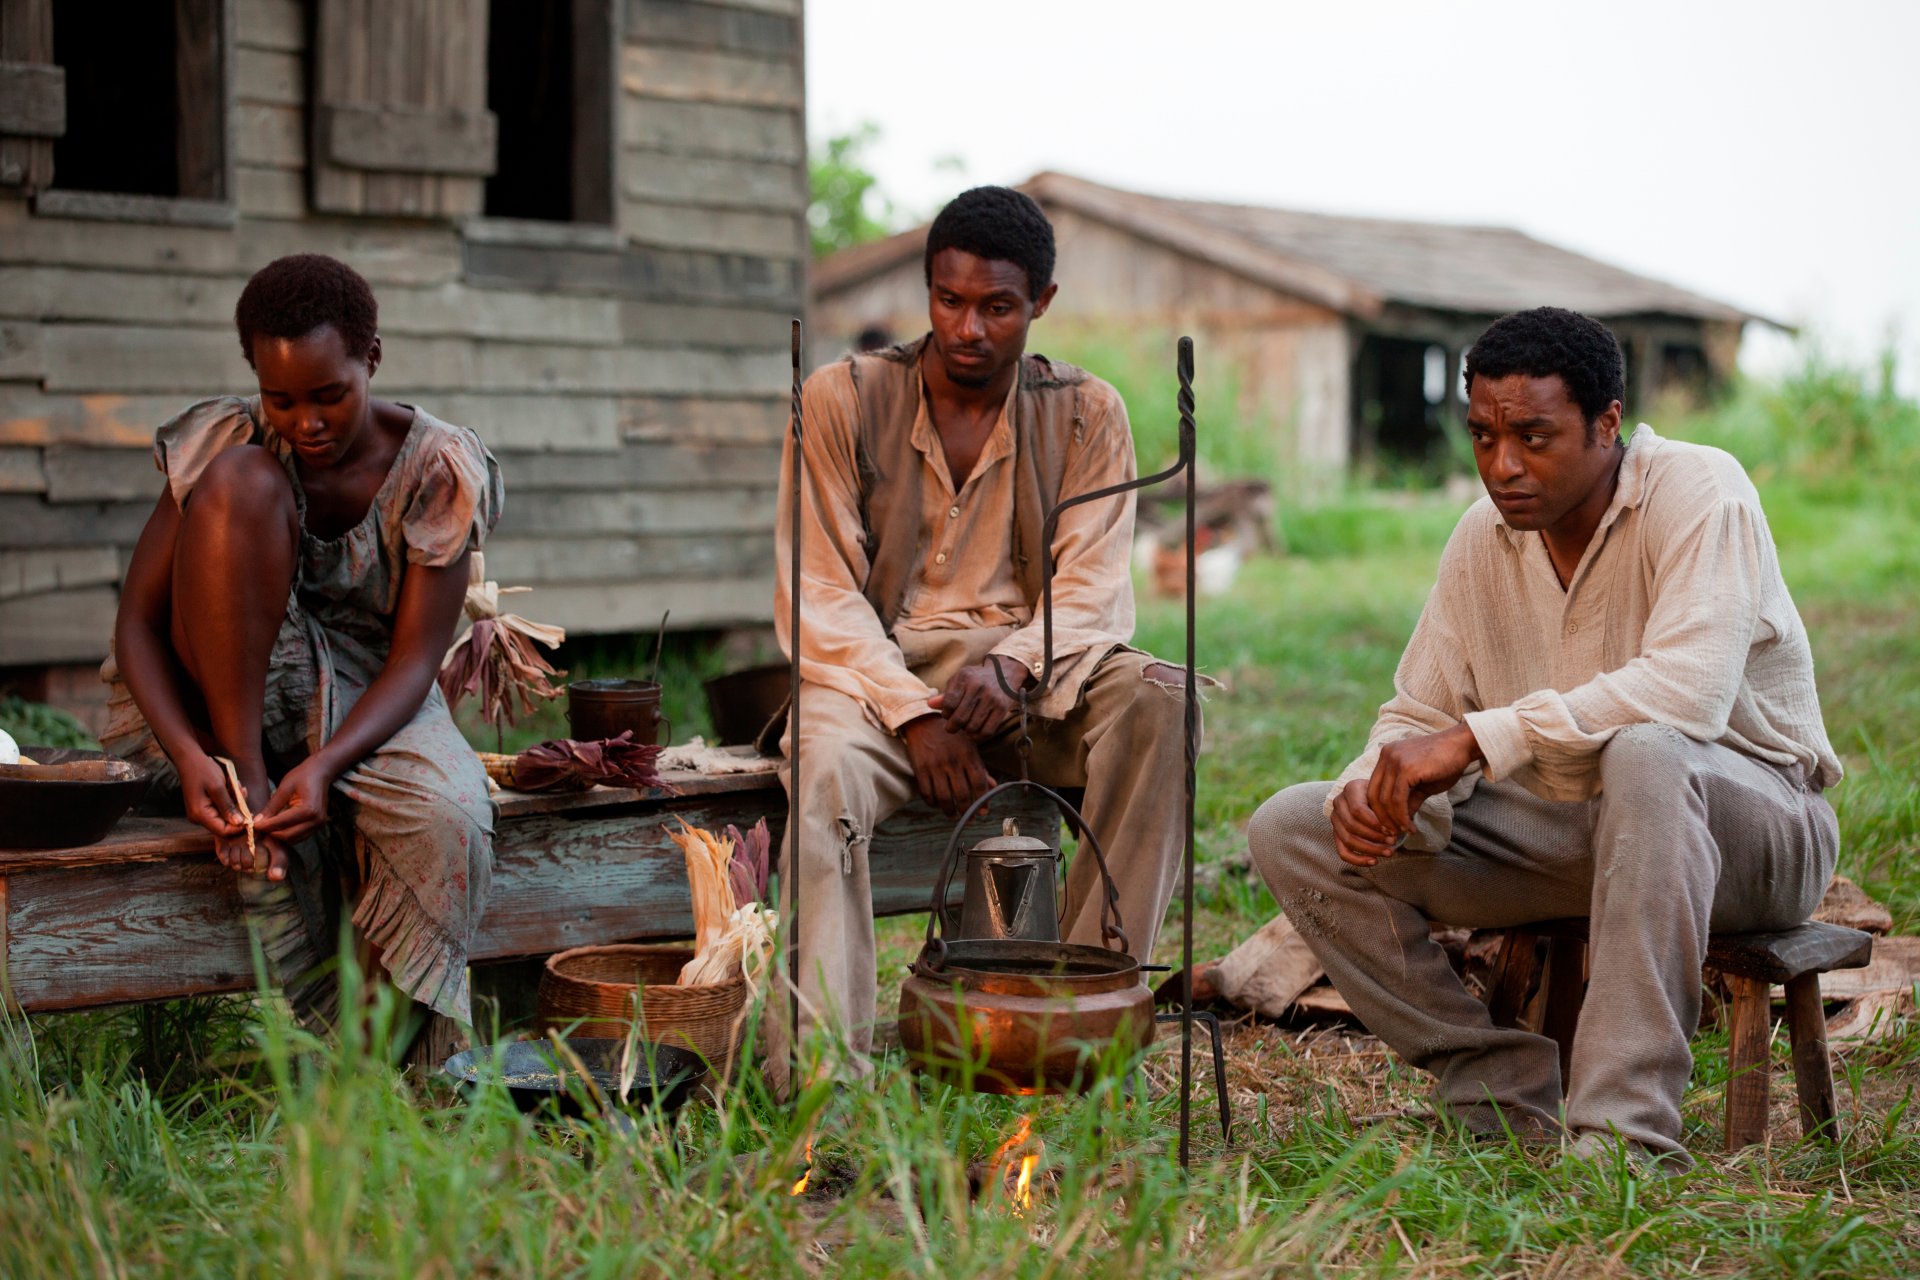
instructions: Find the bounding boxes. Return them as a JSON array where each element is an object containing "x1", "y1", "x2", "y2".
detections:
[
  {"x1": 948, "y1": 505, "x2": 960, "y2": 518},
  {"x1": 935, "y1": 553, "x2": 947, "y2": 565},
  {"x1": 1566, "y1": 622, "x2": 1578, "y2": 635}
]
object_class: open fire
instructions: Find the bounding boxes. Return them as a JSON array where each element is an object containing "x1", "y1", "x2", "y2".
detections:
[
  {"x1": 986, "y1": 1116, "x2": 1043, "y2": 1213},
  {"x1": 789, "y1": 1139, "x2": 813, "y2": 1196}
]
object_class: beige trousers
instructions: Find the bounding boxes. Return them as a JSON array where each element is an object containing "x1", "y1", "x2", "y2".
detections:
[
  {"x1": 768, "y1": 629, "x2": 1198, "y2": 1094},
  {"x1": 1246, "y1": 724, "x2": 1837, "y2": 1160}
]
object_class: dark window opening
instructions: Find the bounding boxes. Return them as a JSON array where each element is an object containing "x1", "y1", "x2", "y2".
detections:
[
  {"x1": 485, "y1": 0, "x2": 576, "y2": 221},
  {"x1": 1659, "y1": 341, "x2": 1710, "y2": 394},
  {"x1": 52, "y1": 1, "x2": 178, "y2": 196},
  {"x1": 1353, "y1": 334, "x2": 1449, "y2": 465}
]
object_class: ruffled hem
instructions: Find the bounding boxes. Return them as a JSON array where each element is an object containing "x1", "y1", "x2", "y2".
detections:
[{"x1": 350, "y1": 843, "x2": 474, "y2": 1024}]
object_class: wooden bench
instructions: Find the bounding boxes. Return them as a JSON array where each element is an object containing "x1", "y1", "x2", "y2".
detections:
[
  {"x1": 1484, "y1": 918, "x2": 1875, "y2": 1150},
  {"x1": 0, "y1": 758, "x2": 1056, "y2": 1018}
]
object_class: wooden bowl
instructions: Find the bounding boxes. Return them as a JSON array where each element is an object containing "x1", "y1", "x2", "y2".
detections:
[{"x1": 0, "y1": 747, "x2": 150, "y2": 850}]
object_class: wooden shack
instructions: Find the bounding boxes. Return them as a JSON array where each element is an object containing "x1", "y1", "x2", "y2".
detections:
[
  {"x1": 813, "y1": 171, "x2": 1770, "y2": 474},
  {"x1": 0, "y1": 0, "x2": 805, "y2": 715}
]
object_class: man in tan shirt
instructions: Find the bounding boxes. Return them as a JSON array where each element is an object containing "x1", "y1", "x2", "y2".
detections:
[
  {"x1": 770, "y1": 187, "x2": 1195, "y2": 1091},
  {"x1": 1240, "y1": 307, "x2": 1840, "y2": 1167}
]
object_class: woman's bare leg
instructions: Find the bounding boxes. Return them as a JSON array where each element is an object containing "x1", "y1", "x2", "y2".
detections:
[{"x1": 168, "y1": 446, "x2": 300, "y2": 828}]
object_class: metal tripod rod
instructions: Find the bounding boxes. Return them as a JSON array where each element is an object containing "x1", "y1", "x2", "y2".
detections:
[
  {"x1": 1177, "y1": 335, "x2": 1198, "y2": 1169},
  {"x1": 787, "y1": 319, "x2": 803, "y2": 1084}
]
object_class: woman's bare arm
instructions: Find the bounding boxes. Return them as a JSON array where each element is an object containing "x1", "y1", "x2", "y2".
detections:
[
  {"x1": 254, "y1": 547, "x2": 471, "y2": 839},
  {"x1": 114, "y1": 491, "x2": 245, "y2": 840}
]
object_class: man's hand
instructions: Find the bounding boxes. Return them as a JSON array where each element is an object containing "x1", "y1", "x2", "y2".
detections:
[
  {"x1": 1365, "y1": 722, "x2": 1483, "y2": 840},
  {"x1": 900, "y1": 713, "x2": 996, "y2": 816},
  {"x1": 928, "y1": 656, "x2": 1033, "y2": 740},
  {"x1": 1330, "y1": 779, "x2": 1402, "y2": 867}
]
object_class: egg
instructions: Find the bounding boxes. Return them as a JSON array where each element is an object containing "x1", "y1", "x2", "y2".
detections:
[{"x1": 0, "y1": 728, "x2": 18, "y2": 766}]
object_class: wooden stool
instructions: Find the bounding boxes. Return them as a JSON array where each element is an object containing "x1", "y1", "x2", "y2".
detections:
[{"x1": 1483, "y1": 918, "x2": 1874, "y2": 1151}]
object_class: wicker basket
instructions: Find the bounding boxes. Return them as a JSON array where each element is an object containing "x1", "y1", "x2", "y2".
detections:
[{"x1": 537, "y1": 943, "x2": 749, "y2": 1070}]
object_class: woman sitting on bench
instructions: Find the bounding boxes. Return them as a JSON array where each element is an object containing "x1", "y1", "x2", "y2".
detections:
[{"x1": 103, "y1": 253, "x2": 502, "y2": 1027}]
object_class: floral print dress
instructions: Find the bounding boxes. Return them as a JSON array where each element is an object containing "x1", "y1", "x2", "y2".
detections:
[{"x1": 101, "y1": 396, "x2": 504, "y2": 1023}]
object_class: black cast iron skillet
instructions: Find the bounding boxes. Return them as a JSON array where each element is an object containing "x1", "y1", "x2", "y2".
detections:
[{"x1": 444, "y1": 1037, "x2": 706, "y2": 1119}]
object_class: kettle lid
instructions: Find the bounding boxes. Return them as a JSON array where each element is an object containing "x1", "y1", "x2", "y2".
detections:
[{"x1": 968, "y1": 817, "x2": 1054, "y2": 855}]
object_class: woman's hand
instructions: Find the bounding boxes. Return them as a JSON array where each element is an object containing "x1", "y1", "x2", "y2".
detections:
[
  {"x1": 255, "y1": 756, "x2": 337, "y2": 844},
  {"x1": 177, "y1": 749, "x2": 246, "y2": 842}
]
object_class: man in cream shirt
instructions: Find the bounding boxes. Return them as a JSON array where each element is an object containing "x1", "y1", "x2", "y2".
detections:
[{"x1": 1240, "y1": 306, "x2": 1841, "y2": 1167}]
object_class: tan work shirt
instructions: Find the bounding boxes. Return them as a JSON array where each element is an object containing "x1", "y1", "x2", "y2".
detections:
[
  {"x1": 774, "y1": 358, "x2": 1138, "y2": 733},
  {"x1": 1336, "y1": 424, "x2": 1843, "y2": 848}
]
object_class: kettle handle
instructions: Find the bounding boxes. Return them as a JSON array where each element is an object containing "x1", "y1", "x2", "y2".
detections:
[{"x1": 918, "y1": 779, "x2": 1128, "y2": 970}]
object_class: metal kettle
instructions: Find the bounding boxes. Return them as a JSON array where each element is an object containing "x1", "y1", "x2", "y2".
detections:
[{"x1": 956, "y1": 817, "x2": 1061, "y2": 943}]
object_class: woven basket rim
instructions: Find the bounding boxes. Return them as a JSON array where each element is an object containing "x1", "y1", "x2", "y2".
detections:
[{"x1": 545, "y1": 942, "x2": 746, "y2": 994}]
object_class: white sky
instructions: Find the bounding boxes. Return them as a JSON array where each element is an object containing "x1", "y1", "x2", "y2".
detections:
[{"x1": 806, "y1": 0, "x2": 1920, "y2": 393}]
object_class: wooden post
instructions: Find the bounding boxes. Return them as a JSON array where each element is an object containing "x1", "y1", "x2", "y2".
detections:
[
  {"x1": 1541, "y1": 936, "x2": 1586, "y2": 1089},
  {"x1": 1486, "y1": 931, "x2": 1541, "y2": 1029},
  {"x1": 1783, "y1": 973, "x2": 1839, "y2": 1141},
  {"x1": 1723, "y1": 974, "x2": 1773, "y2": 1150}
]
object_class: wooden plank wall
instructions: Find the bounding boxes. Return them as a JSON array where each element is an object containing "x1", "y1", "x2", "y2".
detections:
[{"x1": 0, "y1": 0, "x2": 804, "y2": 670}]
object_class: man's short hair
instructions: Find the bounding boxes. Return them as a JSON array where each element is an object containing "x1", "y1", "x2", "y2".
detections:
[
  {"x1": 234, "y1": 253, "x2": 379, "y2": 367},
  {"x1": 923, "y1": 186, "x2": 1056, "y2": 301},
  {"x1": 1463, "y1": 307, "x2": 1626, "y2": 428}
]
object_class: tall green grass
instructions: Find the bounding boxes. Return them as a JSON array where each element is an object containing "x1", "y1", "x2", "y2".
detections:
[{"x1": 4, "y1": 357, "x2": 1917, "y2": 1277}]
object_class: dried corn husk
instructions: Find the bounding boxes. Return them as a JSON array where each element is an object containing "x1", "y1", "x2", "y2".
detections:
[
  {"x1": 724, "y1": 818, "x2": 772, "y2": 906},
  {"x1": 438, "y1": 552, "x2": 566, "y2": 729},
  {"x1": 666, "y1": 818, "x2": 737, "y2": 963},
  {"x1": 509, "y1": 733, "x2": 665, "y2": 792},
  {"x1": 666, "y1": 819, "x2": 781, "y2": 987}
]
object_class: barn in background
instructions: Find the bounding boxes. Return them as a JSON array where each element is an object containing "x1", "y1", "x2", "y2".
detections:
[
  {"x1": 0, "y1": 0, "x2": 806, "y2": 723},
  {"x1": 813, "y1": 171, "x2": 1771, "y2": 475}
]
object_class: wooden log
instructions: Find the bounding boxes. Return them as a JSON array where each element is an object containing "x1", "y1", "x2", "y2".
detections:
[
  {"x1": 0, "y1": 546, "x2": 122, "y2": 600},
  {"x1": 621, "y1": 199, "x2": 804, "y2": 258},
  {"x1": 624, "y1": 1, "x2": 799, "y2": 56},
  {"x1": 0, "y1": 200, "x2": 238, "y2": 274},
  {"x1": 43, "y1": 447, "x2": 164, "y2": 502},
  {"x1": 0, "y1": 320, "x2": 44, "y2": 379},
  {"x1": 462, "y1": 240, "x2": 803, "y2": 309},
  {"x1": 483, "y1": 531, "x2": 773, "y2": 584},
  {"x1": 495, "y1": 486, "x2": 774, "y2": 538},
  {"x1": 235, "y1": 46, "x2": 304, "y2": 107},
  {"x1": 493, "y1": 440, "x2": 779, "y2": 490},
  {"x1": 0, "y1": 60, "x2": 63, "y2": 136},
  {"x1": 0, "y1": 445, "x2": 44, "y2": 493},
  {"x1": 1705, "y1": 922, "x2": 1874, "y2": 984},
  {"x1": 622, "y1": 150, "x2": 803, "y2": 212},
  {"x1": 619, "y1": 395, "x2": 787, "y2": 444},
  {"x1": 618, "y1": 98, "x2": 803, "y2": 162},
  {"x1": 0, "y1": 788, "x2": 1058, "y2": 1013},
  {"x1": 1783, "y1": 972, "x2": 1837, "y2": 1141},
  {"x1": 1723, "y1": 973, "x2": 1774, "y2": 1151},
  {"x1": 619, "y1": 45, "x2": 801, "y2": 109},
  {"x1": 237, "y1": 0, "x2": 305, "y2": 52},
  {"x1": 236, "y1": 166, "x2": 306, "y2": 219},
  {"x1": 0, "y1": 584, "x2": 118, "y2": 664},
  {"x1": 0, "y1": 494, "x2": 152, "y2": 545},
  {"x1": 233, "y1": 102, "x2": 307, "y2": 170}
]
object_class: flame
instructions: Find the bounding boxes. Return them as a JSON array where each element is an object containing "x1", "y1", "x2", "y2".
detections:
[
  {"x1": 1013, "y1": 1154, "x2": 1037, "y2": 1210},
  {"x1": 789, "y1": 1140, "x2": 813, "y2": 1196},
  {"x1": 988, "y1": 1116, "x2": 1042, "y2": 1215}
]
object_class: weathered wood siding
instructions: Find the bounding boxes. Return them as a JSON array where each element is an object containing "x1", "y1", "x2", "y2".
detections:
[
  {"x1": 0, "y1": 0, "x2": 805, "y2": 668},
  {"x1": 810, "y1": 203, "x2": 1352, "y2": 472}
]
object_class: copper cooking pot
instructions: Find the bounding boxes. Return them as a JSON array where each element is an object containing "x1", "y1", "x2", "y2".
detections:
[
  {"x1": 899, "y1": 938, "x2": 1155, "y2": 1095},
  {"x1": 898, "y1": 780, "x2": 1151, "y2": 1095}
]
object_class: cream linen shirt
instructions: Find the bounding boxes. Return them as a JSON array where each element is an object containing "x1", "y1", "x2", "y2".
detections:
[
  {"x1": 1334, "y1": 424, "x2": 1843, "y2": 850},
  {"x1": 774, "y1": 357, "x2": 1138, "y2": 733}
]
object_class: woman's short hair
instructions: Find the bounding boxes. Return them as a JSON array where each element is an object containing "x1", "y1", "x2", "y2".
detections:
[{"x1": 233, "y1": 253, "x2": 379, "y2": 367}]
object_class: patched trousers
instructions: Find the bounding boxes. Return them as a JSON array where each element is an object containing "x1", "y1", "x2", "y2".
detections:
[
  {"x1": 768, "y1": 629, "x2": 1198, "y2": 1095},
  {"x1": 1246, "y1": 724, "x2": 1837, "y2": 1159}
]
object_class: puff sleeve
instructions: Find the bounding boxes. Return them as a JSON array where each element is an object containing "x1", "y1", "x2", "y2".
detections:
[
  {"x1": 152, "y1": 396, "x2": 260, "y2": 507},
  {"x1": 398, "y1": 425, "x2": 504, "y2": 567}
]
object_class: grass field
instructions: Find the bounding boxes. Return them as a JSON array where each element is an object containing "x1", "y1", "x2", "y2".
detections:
[{"x1": 2, "y1": 365, "x2": 1916, "y2": 1276}]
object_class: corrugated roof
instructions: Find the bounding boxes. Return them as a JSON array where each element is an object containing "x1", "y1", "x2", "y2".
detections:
[{"x1": 815, "y1": 171, "x2": 1770, "y2": 327}]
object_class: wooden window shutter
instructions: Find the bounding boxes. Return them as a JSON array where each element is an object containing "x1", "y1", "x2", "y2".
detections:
[
  {"x1": 311, "y1": 0, "x2": 497, "y2": 217},
  {"x1": 0, "y1": 0, "x2": 61, "y2": 191}
]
